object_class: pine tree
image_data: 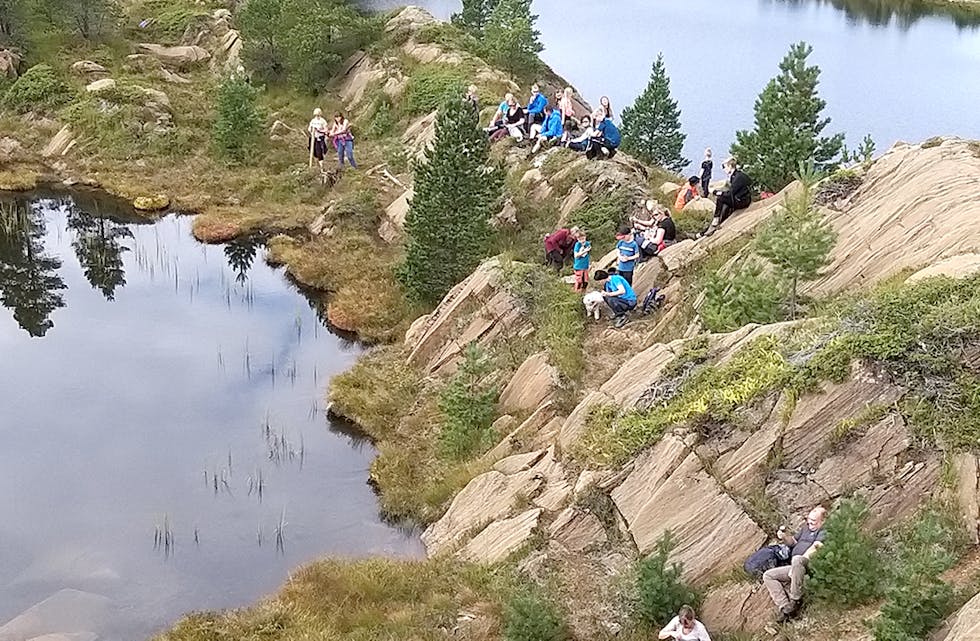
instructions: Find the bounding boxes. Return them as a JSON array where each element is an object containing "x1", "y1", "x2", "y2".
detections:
[
  {"x1": 451, "y1": 0, "x2": 500, "y2": 35},
  {"x1": 754, "y1": 165, "x2": 837, "y2": 318},
  {"x1": 634, "y1": 532, "x2": 700, "y2": 627},
  {"x1": 212, "y1": 73, "x2": 264, "y2": 163},
  {"x1": 730, "y1": 42, "x2": 844, "y2": 192},
  {"x1": 482, "y1": 0, "x2": 543, "y2": 76},
  {"x1": 808, "y1": 499, "x2": 882, "y2": 606},
  {"x1": 398, "y1": 96, "x2": 502, "y2": 304},
  {"x1": 621, "y1": 54, "x2": 688, "y2": 172}
]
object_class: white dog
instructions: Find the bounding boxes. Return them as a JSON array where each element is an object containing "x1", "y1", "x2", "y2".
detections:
[{"x1": 583, "y1": 291, "x2": 604, "y2": 321}]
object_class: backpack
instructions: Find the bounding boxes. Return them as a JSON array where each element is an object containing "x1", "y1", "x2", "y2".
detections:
[
  {"x1": 744, "y1": 544, "x2": 792, "y2": 578},
  {"x1": 640, "y1": 287, "x2": 666, "y2": 315}
]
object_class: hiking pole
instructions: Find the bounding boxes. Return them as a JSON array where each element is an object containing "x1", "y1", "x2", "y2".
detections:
[{"x1": 308, "y1": 133, "x2": 315, "y2": 169}]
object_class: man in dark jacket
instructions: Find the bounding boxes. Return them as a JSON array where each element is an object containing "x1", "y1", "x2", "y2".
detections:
[{"x1": 702, "y1": 157, "x2": 752, "y2": 237}]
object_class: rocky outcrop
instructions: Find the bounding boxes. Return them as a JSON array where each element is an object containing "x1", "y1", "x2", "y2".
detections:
[
  {"x1": 0, "y1": 49, "x2": 20, "y2": 79},
  {"x1": 940, "y1": 590, "x2": 980, "y2": 641},
  {"x1": 700, "y1": 582, "x2": 772, "y2": 634},
  {"x1": 954, "y1": 453, "x2": 980, "y2": 544},
  {"x1": 379, "y1": 188, "x2": 413, "y2": 243},
  {"x1": 907, "y1": 252, "x2": 980, "y2": 283},
  {"x1": 70, "y1": 60, "x2": 107, "y2": 78},
  {"x1": 498, "y1": 352, "x2": 558, "y2": 414},
  {"x1": 41, "y1": 126, "x2": 76, "y2": 158},
  {"x1": 459, "y1": 508, "x2": 543, "y2": 563},
  {"x1": 136, "y1": 43, "x2": 211, "y2": 70}
]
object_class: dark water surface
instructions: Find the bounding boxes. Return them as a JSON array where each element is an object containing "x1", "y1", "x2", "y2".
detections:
[
  {"x1": 0, "y1": 193, "x2": 422, "y2": 640},
  {"x1": 361, "y1": 0, "x2": 980, "y2": 176}
]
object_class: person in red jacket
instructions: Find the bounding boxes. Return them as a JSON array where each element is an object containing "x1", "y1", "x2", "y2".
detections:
[{"x1": 544, "y1": 226, "x2": 579, "y2": 270}]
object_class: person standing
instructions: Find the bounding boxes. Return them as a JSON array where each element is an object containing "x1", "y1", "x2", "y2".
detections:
[
  {"x1": 615, "y1": 225, "x2": 640, "y2": 285},
  {"x1": 700, "y1": 148, "x2": 713, "y2": 197},
  {"x1": 572, "y1": 229, "x2": 592, "y2": 293},
  {"x1": 307, "y1": 108, "x2": 329, "y2": 171},
  {"x1": 762, "y1": 506, "x2": 828, "y2": 622},
  {"x1": 658, "y1": 605, "x2": 712, "y2": 641},
  {"x1": 329, "y1": 111, "x2": 357, "y2": 169}
]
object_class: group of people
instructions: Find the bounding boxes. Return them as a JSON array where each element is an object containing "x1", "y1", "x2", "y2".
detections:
[
  {"x1": 653, "y1": 505, "x2": 828, "y2": 639},
  {"x1": 306, "y1": 108, "x2": 357, "y2": 172},
  {"x1": 543, "y1": 198, "x2": 677, "y2": 327},
  {"x1": 482, "y1": 84, "x2": 621, "y2": 159}
]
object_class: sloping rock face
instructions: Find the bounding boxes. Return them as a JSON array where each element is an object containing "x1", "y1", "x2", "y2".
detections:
[
  {"x1": 136, "y1": 44, "x2": 211, "y2": 70},
  {"x1": 941, "y1": 589, "x2": 980, "y2": 641},
  {"x1": 498, "y1": 352, "x2": 558, "y2": 414}
]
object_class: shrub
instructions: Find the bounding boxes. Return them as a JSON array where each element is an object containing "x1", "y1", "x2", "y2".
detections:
[
  {"x1": 699, "y1": 263, "x2": 783, "y2": 332},
  {"x1": 403, "y1": 64, "x2": 469, "y2": 116},
  {"x1": 566, "y1": 189, "x2": 631, "y2": 256},
  {"x1": 808, "y1": 499, "x2": 882, "y2": 606},
  {"x1": 212, "y1": 74, "x2": 264, "y2": 163},
  {"x1": 2, "y1": 64, "x2": 69, "y2": 114},
  {"x1": 503, "y1": 588, "x2": 568, "y2": 641},
  {"x1": 438, "y1": 343, "x2": 499, "y2": 460},
  {"x1": 127, "y1": 0, "x2": 210, "y2": 43},
  {"x1": 634, "y1": 533, "x2": 700, "y2": 628}
]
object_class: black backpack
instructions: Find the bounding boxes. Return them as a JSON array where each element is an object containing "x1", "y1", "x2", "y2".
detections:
[{"x1": 641, "y1": 287, "x2": 666, "y2": 315}]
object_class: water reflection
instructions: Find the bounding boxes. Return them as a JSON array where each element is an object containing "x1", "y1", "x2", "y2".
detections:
[
  {"x1": 67, "y1": 206, "x2": 134, "y2": 300},
  {"x1": 777, "y1": 0, "x2": 980, "y2": 27}
]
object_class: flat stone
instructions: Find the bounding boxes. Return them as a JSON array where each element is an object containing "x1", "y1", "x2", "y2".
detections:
[
  {"x1": 458, "y1": 508, "x2": 543, "y2": 564},
  {"x1": 493, "y1": 450, "x2": 547, "y2": 475},
  {"x1": 136, "y1": 43, "x2": 211, "y2": 69},
  {"x1": 548, "y1": 508, "x2": 607, "y2": 552},
  {"x1": 557, "y1": 185, "x2": 588, "y2": 226},
  {"x1": 133, "y1": 195, "x2": 169, "y2": 211},
  {"x1": 379, "y1": 188, "x2": 413, "y2": 243},
  {"x1": 41, "y1": 126, "x2": 75, "y2": 158},
  {"x1": 660, "y1": 181, "x2": 682, "y2": 196},
  {"x1": 598, "y1": 341, "x2": 681, "y2": 408},
  {"x1": 682, "y1": 197, "x2": 715, "y2": 213},
  {"x1": 498, "y1": 352, "x2": 557, "y2": 415},
  {"x1": 71, "y1": 60, "x2": 107, "y2": 76},
  {"x1": 907, "y1": 253, "x2": 980, "y2": 283},
  {"x1": 953, "y1": 452, "x2": 980, "y2": 544},
  {"x1": 700, "y1": 582, "x2": 772, "y2": 633},
  {"x1": 940, "y1": 589, "x2": 980, "y2": 641}
]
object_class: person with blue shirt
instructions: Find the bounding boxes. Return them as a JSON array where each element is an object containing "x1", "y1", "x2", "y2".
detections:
[
  {"x1": 595, "y1": 267, "x2": 637, "y2": 328},
  {"x1": 615, "y1": 225, "x2": 640, "y2": 285},
  {"x1": 525, "y1": 83, "x2": 548, "y2": 134},
  {"x1": 572, "y1": 228, "x2": 591, "y2": 293},
  {"x1": 530, "y1": 105, "x2": 564, "y2": 153},
  {"x1": 588, "y1": 108, "x2": 622, "y2": 160}
]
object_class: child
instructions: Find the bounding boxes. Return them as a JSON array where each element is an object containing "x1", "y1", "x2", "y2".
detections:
[
  {"x1": 674, "y1": 175, "x2": 701, "y2": 211},
  {"x1": 701, "y1": 148, "x2": 713, "y2": 197},
  {"x1": 572, "y1": 229, "x2": 592, "y2": 292},
  {"x1": 615, "y1": 225, "x2": 640, "y2": 285}
]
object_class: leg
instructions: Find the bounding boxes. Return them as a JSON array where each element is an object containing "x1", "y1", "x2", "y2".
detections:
[
  {"x1": 605, "y1": 297, "x2": 631, "y2": 317},
  {"x1": 529, "y1": 123, "x2": 543, "y2": 139},
  {"x1": 788, "y1": 555, "x2": 809, "y2": 602},
  {"x1": 620, "y1": 270, "x2": 634, "y2": 285},
  {"x1": 546, "y1": 250, "x2": 563, "y2": 270},
  {"x1": 336, "y1": 141, "x2": 345, "y2": 167},
  {"x1": 508, "y1": 125, "x2": 524, "y2": 142},
  {"x1": 762, "y1": 565, "x2": 793, "y2": 613},
  {"x1": 345, "y1": 139, "x2": 356, "y2": 168},
  {"x1": 701, "y1": 177, "x2": 710, "y2": 198}
]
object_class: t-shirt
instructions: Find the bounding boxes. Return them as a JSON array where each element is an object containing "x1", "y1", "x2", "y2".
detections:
[
  {"x1": 674, "y1": 185, "x2": 699, "y2": 210},
  {"x1": 604, "y1": 274, "x2": 636, "y2": 304},
  {"x1": 616, "y1": 238, "x2": 639, "y2": 272},
  {"x1": 658, "y1": 216, "x2": 677, "y2": 243},
  {"x1": 701, "y1": 159, "x2": 713, "y2": 181},
  {"x1": 572, "y1": 240, "x2": 591, "y2": 270},
  {"x1": 791, "y1": 525, "x2": 826, "y2": 557},
  {"x1": 504, "y1": 106, "x2": 525, "y2": 126},
  {"x1": 659, "y1": 617, "x2": 712, "y2": 641},
  {"x1": 309, "y1": 116, "x2": 328, "y2": 138}
]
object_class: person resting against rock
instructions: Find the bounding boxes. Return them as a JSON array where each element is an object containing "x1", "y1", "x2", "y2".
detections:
[
  {"x1": 564, "y1": 115, "x2": 594, "y2": 152},
  {"x1": 674, "y1": 175, "x2": 702, "y2": 211},
  {"x1": 530, "y1": 105, "x2": 565, "y2": 153},
  {"x1": 658, "y1": 605, "x2": 712, "y2": 641},
  {"x1": 760, "y1": 506, "x2": 827, "y2": 623},
  {"x1": 544, "y1": 226, "x2": 578, "y2": 270},
  {"x1": 595, "y1": 267, "x2": 637, "y2": 328},
  {"x1": 702, "y1": 157, "x2": 752, "y2": 237}
]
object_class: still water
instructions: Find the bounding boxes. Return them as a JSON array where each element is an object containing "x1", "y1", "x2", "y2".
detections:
[
  {"x1": 362, "y1": 0, "x2": 980, "y2": 175},
  {"x1": 0, "y1": 193, "x2": 422, "y2": 640}
]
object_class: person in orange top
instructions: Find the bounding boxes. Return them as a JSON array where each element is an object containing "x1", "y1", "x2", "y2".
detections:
[{"x1": 674, "y1": 175, "x2": 701, "y2": 211}]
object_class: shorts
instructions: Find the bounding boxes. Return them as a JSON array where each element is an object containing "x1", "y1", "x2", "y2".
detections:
[
  {"x1": 574, "y1": 269, "x2": 589, "y2": 291},
  {"x1": 312, "y1": 136, "x2": 327, "y2": 161}
]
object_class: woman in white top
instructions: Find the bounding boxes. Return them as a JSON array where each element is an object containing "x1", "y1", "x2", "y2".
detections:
[
  {"x1": 658, "y1": 605, "x2": 711, "y2": 641},
  {"x1": 307, "y1": 108, "x2": 329, "y2": 170}
]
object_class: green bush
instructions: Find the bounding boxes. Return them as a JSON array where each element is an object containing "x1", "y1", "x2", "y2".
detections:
[
  {"x1": 699, "y1": 263, "x2": 783, "y2": 332},
  {"x1": 808, "y1": 499, "x2": 882, "y2": 606},
  {"x1": 2, "y1": 64, "x2": 69, "y2": 114},
  {"x1": 437, "y1": 343, "x2": 499, "y2": 460},
  {"x1": 503, "y1": 588, "x2": 568, "y2": 641},
  {"x1": 567, "y1": 189, "x2": 631, "y2": 256},
  {"x1": 634, "y1": 533, "x2": 700, "y2": 628},
  {"x1": 127, "y1": 0, "x2": 210, "y2": 42},
  {"x1": 403, "y1": 64, "x2": 468, "y2": 116},
  {"x1": 212, "y1": 74, "x2": 264, "y2": 163},
  {"x1": 365, "y1": 96, "x2": 395, "y2": 139}
]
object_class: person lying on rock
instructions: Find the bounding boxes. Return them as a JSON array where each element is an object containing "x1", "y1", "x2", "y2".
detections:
[
  {"x1": 762, "y1": 505, "x2": 828, "y2": 623},
  {"x1": 530, "y1": 105, "x2": 565, "y2": 153},
  {"x1": 674, "y1": 175, "x2": 702, "y2": 211},
  {"x1": 544, "y1": 226, "x2": 579, "y2": 270},
  {"x1": 701, "y1": 157, "x2": 751, "y2": 237},
  {"x1": 587, "y1": 108, "x2": 621, "y2": 160},
  {"x1": 615, "y1": 225, "x2": 640, "y2": 285},
  {"x1": 595, "y1": 267, "x2": 637, "y2": 328},
  {"x1": 658, "y1": 604, "x2": 712, "y2": 641},
  {"x1": 525, "y1": 82, "x2": 548, "y2": 134}
]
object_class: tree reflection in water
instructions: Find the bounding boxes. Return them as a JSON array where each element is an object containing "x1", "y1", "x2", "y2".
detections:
[
  {"x1": 67, "y1": 204, "x2": 134, "y2": 301},
  {"x1": 774, "y1": 0, "x2": 980, "y2": 28}
]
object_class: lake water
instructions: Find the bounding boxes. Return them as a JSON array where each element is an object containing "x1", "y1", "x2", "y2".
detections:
[
  {"x1": 361, "y1": 0, "x2": 980, "y2": 176},
  {"x1": 0, "y1": 193, "x2": 422, "y2": 640}
]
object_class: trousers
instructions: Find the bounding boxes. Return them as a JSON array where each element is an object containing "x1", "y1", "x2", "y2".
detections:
[
  {"x1": 605, "y1": 297, "x2": 636, "y2": 317},
  {"x1": 335, "y1": 137, "x2": 356, "y2": 168},
  {"x1": 762, "y1": 555, "x2": 808, "y2": 611}
]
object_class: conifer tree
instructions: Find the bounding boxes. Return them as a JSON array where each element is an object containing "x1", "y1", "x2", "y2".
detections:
[
  {"x1": 730, "y1": 41, "x2": 844, "y2": 192},
  {"x1": 808, "y1": 499, "x2": 882, "y2": 606},
  {"x1": 451, "y1": 0, "x2": 500, "y2": 35},
  {"x1": 398, "y1": 97, "x2": 502, "y2": 304},
  {"x1": 483, "y1": 0, "x2": 543, "y2": 75},
  {"x1": 621, "y1": 53, "x2": 688, "y2": 172},
  {"x1": 754, "y1": 164, "x2": 836, "y2": 318},
  {"x1": 212, "y1": 73, "x2": 264, "y2": 163}
]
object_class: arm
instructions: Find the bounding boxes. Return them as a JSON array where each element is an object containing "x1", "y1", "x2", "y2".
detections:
[
  {"x1": 653, "y1": 227, "x2": 666, "y2": 245},
  {"x1": 658, "y1": 617, "x2": 679, "y2": 640},
  {"x1": 602, "y1": 283, "x2": 626, "y2": 298},
  {"x1": 803, "y1": 540, "x2": 823, "y2": 560}
]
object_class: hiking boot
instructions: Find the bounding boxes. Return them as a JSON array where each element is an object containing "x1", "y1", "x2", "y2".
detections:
[
  {"x1": 613, "y1": 315, "x2": 628, "y2": 329},
  {"x1": 703, "y1": 224, "x2": 717, "y2": 237},
  {"x1": 776, "y1": 607, "x2": 793, "y2": 624},
  {"x1": 787, "y1": 599, "x2": 803, "y2": 618}
]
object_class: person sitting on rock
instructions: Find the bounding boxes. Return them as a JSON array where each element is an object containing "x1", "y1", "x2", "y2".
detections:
[
  {"x1": 702, "y1": 157, "x2": 752, "y2": 237},
  {"x1": 587, "y1": 108, "x2": 621, "y2": 160},
  {"x1": 615, "y1": 225, "x2": 640, "y2": 285},
  {"x1": 658, "y1": 605, "x2": 712, "y2": 641},
  {"x1": 525, "y1": 82, "x2": 548, "y2": 134},
  {"x1": 488, "y1": 94, "x2": 526, "y2": 143},
  {"x1": 564, "y1": 115, "x2": 594, "y2": 152},
  {"x1": 530, "y1": 105, "x2": 564, "y2": 153},
  {"x1": 307, "y1": 108, "x2": 329, "y2": 172},
  {"x1": 559, "y1": 86, "x2": 577, "y2": 130},
  {"x1": 485, "y1": 92, "x2": 514, "y2": 136},
  {"x1": 572, "y1": 228, "x2": 591, "y2": 292},
  {"x1": 631, "y1": 199, "x2": 658, "y2": 233},
  {"x1": 595, "y1": 267, "x2": 637, "y2": 328},
  {"x1": 544, "y1": 226, "x2": 578, "y2": 270},
  {"x1": 674, "y1": 175, "x2": 702, "y2": 211},
  {"x1": 639, "y1": 207, "x2": 677, "y2": 257},
  {"x1": 763, "y1": 506, "x2": 828, "y2": 623}
]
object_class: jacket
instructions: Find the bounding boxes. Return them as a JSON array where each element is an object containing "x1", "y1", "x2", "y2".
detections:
[
  {"x1": 527, "y1": 92, "x2": 548, "y2": 115},
  {"x1": 540, "y1": 111, "x2": 564, "y2": 139},
  {"x1": 729, "y1": 169, "x2": 752, "y2": 206}
]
